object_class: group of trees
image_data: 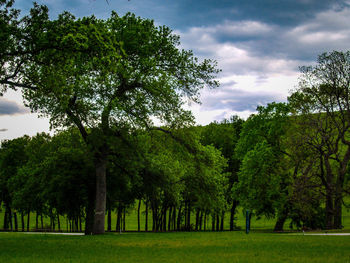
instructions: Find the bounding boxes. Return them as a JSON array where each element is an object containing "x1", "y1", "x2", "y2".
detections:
[
  {"x1": 0, "y1": 120, "x2": 243, "y2": 233},
  {"x1": 1, "y1": 1, "x2": 350, "y2": 234}
]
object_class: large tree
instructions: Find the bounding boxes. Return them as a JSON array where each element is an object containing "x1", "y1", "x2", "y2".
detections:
[
  {"x1": 0, "y1": 1, "x2": 219, "y2": 234},
  {"x1": 289, "y1": 51, "x2": 350, "y2": 229}
]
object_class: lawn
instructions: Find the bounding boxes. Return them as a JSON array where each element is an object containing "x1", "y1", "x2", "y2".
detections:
[{"x1": 0, "y1": 231, "x2": 349, "y2": 263}]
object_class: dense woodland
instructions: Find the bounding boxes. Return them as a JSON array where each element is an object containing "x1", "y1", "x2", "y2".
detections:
[{"x1": 0, "y1": 1, "x2": 350, "y2": 234}]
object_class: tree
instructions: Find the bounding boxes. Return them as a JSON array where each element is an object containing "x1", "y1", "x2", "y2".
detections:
[
  {"x1": 0, "y1": 1, "x2": 219, "y2": 234},
  {"x1": 0, "y1": 136, "x2": 29, "y2": 230},
  {"x1": 199, "y1": 116, "x2": 243, "y2": 230},
  {"x1": 289, "y1": 51, "x2": 350, "y2": 229},
  {"x1": 234, "y1": 103, "x2": 292, "y2": 231}
]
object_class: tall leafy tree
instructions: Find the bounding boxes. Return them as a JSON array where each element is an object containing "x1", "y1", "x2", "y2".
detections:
[
  {"x1": 234, "y1": 103, "x2": 292, "y2": 231},
  {"x1": 0, "y1": 1, "x2": 219, "y2": 234},
  {"x1": 289, "y1": 51, "x2": 350, "y2": 229}
]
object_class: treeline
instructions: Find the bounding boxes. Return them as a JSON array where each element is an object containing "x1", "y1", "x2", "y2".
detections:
[{"x1": 0, "y1": 120, "x2": 243, "y2": 233}]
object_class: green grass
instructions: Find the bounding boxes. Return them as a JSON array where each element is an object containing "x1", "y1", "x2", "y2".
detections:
[{"x1": 0, "y1": 231, "x2": 350, "y2": 262}]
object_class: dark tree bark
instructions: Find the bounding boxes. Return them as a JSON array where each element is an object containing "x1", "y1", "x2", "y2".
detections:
[
  {"x1": 21, "y1": 212, "x2": 25, "y2": 232},
  {"x1": 116, "y1": 206, "x2": 122, "y2": 232},
  {"x1": 195, "y1": 209, "x2": 200, "y2": 231},
  {"x1": 13, "y1": 211, "x2": 18, "y2": 231},
  {"x1": 145, "y1": 201, "x2": 148, "y2": 232},
  {"x1": 93, "y1": 155, "x2": 107, "y2": 234},
  {"x1": 177, "y1": 205, "x2": 182, "y2": 231},
  {"x1": 230, "y1": 200, "x2": 238, "y2": 231},
  {"x1": 137, "y1": 200, "x2": 141, "y2": 232},
  {"x1": 211, "y1": 214, "x2": 215, "y2": 231},
  {"x1": 199, "y1": 211, "x2": 203, "y2": 231},
  {"x1": 36, "y1": 213, "x2": 39, "y2": 230},
  {"x1": 41, "y1": 214, "x2": 44, "y2": 230},
  {"x1": 274, "y1": 207, "x2": 288, "y2": 232},
  {"x1": 220, "y1": 211, "x2": 224, "y2": 231},
  {"x1": 85, "y1": 189, "x2": 95, "y2": 234},
  {"x1": 57, "y1": 214, "x2": 61, "y2": 232},
  {"x1": 216, "y1": 214, "x2": 220, "y2": 231},
  {"x1": 204, "y1": 212, "x2": 207, "y2": 231},
  {"x1": 123, "y1": 207, "x2": 126, "y2": 231},
  {"x1": 27, "y1": 210, "x2": 30, "y2": 232},
  {"x1": 107, "y1": 207, "x2": 112, "y2": 232}
]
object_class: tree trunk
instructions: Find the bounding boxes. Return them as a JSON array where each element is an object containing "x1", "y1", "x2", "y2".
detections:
[
  {"x1": 195, "y1": 209, "x2": 200, "y2": 231},
  {"x1": 116, "y1": 206, "x2": 122, "y2": 232},
  {"x1": 168, "y1": 206, "x2": 172, "y2": 231},
  {"x1": 216, "y1": 214, "x2": 220, "y2": 231},
  {"x1": 212, "y1": 214, "x2": 215, "y2": 231},
  {"x1": 220, "y1": 211, "x2": 224, "y2": 231},
  {"x1": 230, "y1": 200, "x2": 238, "y2": 231},
  {"x1": 145, "y1": 201, "x2": 148, "y2": 232},
  {"x1": 199, "y1": 211, "x2": 203, "y2": 230},
  {"x1": 123, "y1": 207, "x2": 126, "y2": 231},
  {"x1": 137, "y1": 200, "x2": 141, "y2": 232},
  {"x1": 57, "y1": 214, "x2": 61, "y2": 232},
  {"x1": 333, "y1": 193, "x2": 343, "y2": 229},
  {"x1": 93, "y1": 156, "x2": 107, "y2": 234},
  {"x1": 177, "y1": 205, "x2": 182, "y2": 231},
  {"x1": 107, "y1": 207, "x2": 112, "y2": 232},
  {"x1": 325, "y1": 189, "x2": 334, "y2": 229},
  {"x1": 186, "y1": 203, "x2": 191, "y2": 231},
  {"x1": 13, "y1": 211, "x2": 18, "y2": 231},
  {"x1": 36, "y1": 213, "x2": 39, "y2": 230},
  {"x1": 274, "y1": 208, "x2": 288, "y2": 232},
  {"x1": 85, "y1": 189, "x2": 95, "y2": 235},
  {"x1": 27, "y1": 210, "x2": 30, "y2": 232},
  {"x1": 41, "y1": 215, "x2": 44, "y2": 230},
  {"x1": 21, "y1": 212, "x2": 25, "y2": 232}
]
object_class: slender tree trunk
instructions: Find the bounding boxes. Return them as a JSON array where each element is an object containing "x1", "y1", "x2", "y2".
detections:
[
  {"x1": 199, "y1": 211, "x2": 203, "y2": 230},
  {"x1": 137, "y1": 200, "x2": 141, "y2": 232},
  {"x1": 216, "y1": 214, "x2": 220, "y2": 231},
  {"x1": 220, "y1": 211, "x2": 224, "y2": 231},
  {"x1": 21, "y1": 212, "x2": 25, "y2": 232},
  {"x1": 41, "y1": 214, "x2": 44, "y2": 230},
  {"x1": 177, "y1": 205, "x2": 182, "y2": 231},
  {"x1": 195, "y1": 209, "x2": 200, "y2": 231},
  {"x1": 13, "y1": 211, "x2": 18, "y2": 231},
  {"x1": 36, "y1": 213, "x2": 39, "y2": 230},
  {"x1": 27, "y1": 210, "x2": 30, "y2": 232},
  {"x1": 107, "y1": 207, "x2": 112, "y2": 232},
  {"x1": 123, "y1": 207, "x2": 126, "y2": 231},
  {"x1": 172, "y1": 206, "x2": 176, "y2": 231},
  {"x1": 116, "y1": 206, "x2": 121, "y2": 232},
  {"x1": 168, "y1": 206, "x2": 172, "y2": 231},
  {"x1": 145, "y1": 201, "x2": 148, "y2": 232},
  {"x1": 57, "y1": 214, "x2": 61, "y2": 232},
  {"x1": 204, "y1": 212, "x2": 207, "y2": 231},
  {"x1": 230, "y1": 200, "x2": 238, "y2": 231},
  {"x1": 186, "y1": 203, "x2": 191, "y2": 231},
  {"x1": 212, "y1": 214, "x2": 215, "y2": 231},
  {"x1": 93, "y1": 155, "x2": 107, "y2": 234}
]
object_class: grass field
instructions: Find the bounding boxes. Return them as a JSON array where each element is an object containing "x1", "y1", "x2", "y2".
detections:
[{"x1": 0, "y1": 231, "x2": 349, "y2": 263}]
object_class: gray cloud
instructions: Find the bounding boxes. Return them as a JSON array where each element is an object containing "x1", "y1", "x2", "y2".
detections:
[
  {"x1": 0, "y1": 128, "x2": 8, "y2": 132},
  {"x1": 0, "y1": 99, "x2": 29, "y2": 116},
  {"x1": 200, "y1": 87, "x2": 284, "y2": 112}
]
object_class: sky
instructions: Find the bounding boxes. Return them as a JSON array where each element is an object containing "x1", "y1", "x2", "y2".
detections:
[{"x1": 1, "y1": 0, "x2": 350, "y2": 140}]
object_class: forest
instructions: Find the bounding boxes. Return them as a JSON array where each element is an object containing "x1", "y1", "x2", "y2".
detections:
[{"x1": 0, "y1": 0, "x2": 350, "y2": 235}]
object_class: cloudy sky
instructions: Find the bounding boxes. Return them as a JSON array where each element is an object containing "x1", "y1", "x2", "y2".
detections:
[{"x1": 1, "y1": 0, "x2": 350, "y2": 140}]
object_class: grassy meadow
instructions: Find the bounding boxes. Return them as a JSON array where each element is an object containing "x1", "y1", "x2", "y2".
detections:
[{"x1": 1, "y1": 231, "x2": 350, "y2": 263}]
